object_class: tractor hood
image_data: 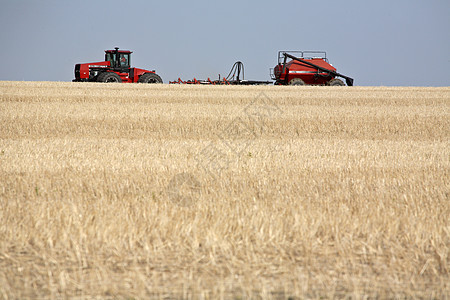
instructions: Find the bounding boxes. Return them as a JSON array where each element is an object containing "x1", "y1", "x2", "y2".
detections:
[{"x1": 81, "y1": 61, "x2": 111, "y2": 68}]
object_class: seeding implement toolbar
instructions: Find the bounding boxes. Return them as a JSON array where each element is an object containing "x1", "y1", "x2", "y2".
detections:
[{"x1": 169, "y1": 61, "x2": 272, "y2": 85}]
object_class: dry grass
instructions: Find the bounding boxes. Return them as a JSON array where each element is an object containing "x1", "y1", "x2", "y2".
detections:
[{"x1": 0, "y1": 81, "x2": 449, "y2": 299}]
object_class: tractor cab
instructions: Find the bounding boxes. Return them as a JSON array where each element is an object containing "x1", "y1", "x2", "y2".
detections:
[{"x1": 105, "y1": 47, "x2": 131, "y2": 70}]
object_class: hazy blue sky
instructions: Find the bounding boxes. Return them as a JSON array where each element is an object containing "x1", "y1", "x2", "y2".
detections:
[{"x1": 1, "y1": 0, "x2": 449, "y2": 86}]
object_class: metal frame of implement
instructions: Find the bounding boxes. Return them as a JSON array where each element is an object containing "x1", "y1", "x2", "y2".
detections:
[{"x1": 169, "y1": 61, "x2": 272, "y2": 85}]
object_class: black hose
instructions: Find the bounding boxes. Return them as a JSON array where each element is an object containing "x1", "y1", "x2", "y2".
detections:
[{"x1": 225, "y1": 61, "x2": 244, "y2": 81}]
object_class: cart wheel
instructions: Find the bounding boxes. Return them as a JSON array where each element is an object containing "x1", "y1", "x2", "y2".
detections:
[
  {"x1": 288, "y1": 78, "x2": 305, "y2": 86},
  {"x1": 328, "y1": 78, "x2": 345, "y2": 86}
]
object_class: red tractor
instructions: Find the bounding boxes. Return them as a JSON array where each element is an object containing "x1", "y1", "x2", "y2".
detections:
[
  {"x1": 73, "y1": 47, "x2": 163, "y2": 83},
  {"x1": 271, "y1": 51, "x2": 353, "y2": 86}
]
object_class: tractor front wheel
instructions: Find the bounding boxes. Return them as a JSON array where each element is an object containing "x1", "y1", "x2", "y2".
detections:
[
  {"x1": 138, "y1": 73, "x2": 163, "y2": 84},
  {"x1": 288, "y1": 78, "x2": 305, "y2": 86},
  {"x1": 97, "y1": 72, "x2": 122, "y2": 83},
  {"x1": 328, "y1": 78, "x2": 345, "y2": 86}
]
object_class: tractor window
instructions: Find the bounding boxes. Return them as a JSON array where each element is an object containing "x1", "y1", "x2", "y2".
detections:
[
  {"x1": 106, "y1": 53, "x2": 117, "y2": 67},
  {"x1": 119, "y1": 53, "x2": 130, "y2": 67}
]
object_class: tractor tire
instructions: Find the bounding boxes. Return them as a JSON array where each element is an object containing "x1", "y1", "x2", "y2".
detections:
[
  {"x1": 328, "y1": 78, "x2": 345, "y2": 86},
  {"x1": 138, "y1": 73, "x2": 163, "y2": 84},
  {"x1": 97, "y1": 72, "x2": 122, "y2": 83},
  {"x1": 288, "y1": 78, "x2": 305, "y2": 86}
]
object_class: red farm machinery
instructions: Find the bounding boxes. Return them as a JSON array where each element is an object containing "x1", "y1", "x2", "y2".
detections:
[
  {"x1": 73, "y1": 48, "x2": 353, "y2": 86},
  {"x1": 271, "y1": 51, "x2": 353, "y2": 86},
  {"x1": 170, "y1": 50, "x2": 353, "y2": 86},
  {"x1": 73, "y1": 47, "x2": 162, "y2": 83}
]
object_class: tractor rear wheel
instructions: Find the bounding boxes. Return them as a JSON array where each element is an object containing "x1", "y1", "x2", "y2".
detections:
[
  {"x1": 138, "y1": 73, "x2": 163, "y2": 84},
  {"x1": 288, "y1": 78, "x2": 305, "y2": 86},
  {"x1": 97, "y1": 72, "x2": 122, "y2": 83},
  {"x1": 328, "y1": 78, "x2": 345, "y2": 86}
]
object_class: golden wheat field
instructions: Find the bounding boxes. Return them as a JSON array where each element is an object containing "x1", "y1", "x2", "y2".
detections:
[{"x1": 0, "y1": 81, "x2": 449, "y2": 299}]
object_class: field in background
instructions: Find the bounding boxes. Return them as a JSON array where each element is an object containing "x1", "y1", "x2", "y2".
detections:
[{"x1": 0, "y1": 81, "x2": 449, "y2": 298}]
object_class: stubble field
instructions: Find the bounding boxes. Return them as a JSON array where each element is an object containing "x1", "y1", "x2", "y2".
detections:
[{"x1": 0, "y1": 81, "x2": 449, "y2": 299}]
